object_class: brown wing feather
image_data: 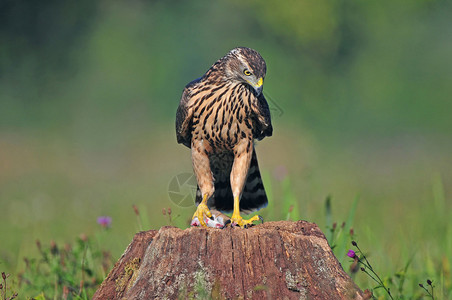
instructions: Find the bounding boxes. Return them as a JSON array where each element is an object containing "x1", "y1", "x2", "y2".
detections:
[
  {"x1": 251, "y1": 92, "x2": 273, "y2": 140},
  {"x1": 175, "y1": 78, "x2": 202, "y2": 148}
]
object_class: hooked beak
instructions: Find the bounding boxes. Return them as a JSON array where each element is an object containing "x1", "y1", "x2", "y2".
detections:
[{"x1": 254, "y1": 77, "x2": 263, "y2": 95}]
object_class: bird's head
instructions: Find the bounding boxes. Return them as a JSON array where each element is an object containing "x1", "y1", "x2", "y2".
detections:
[{"x1": 223, "y1": 47, "x2": 266, "y2": 95}]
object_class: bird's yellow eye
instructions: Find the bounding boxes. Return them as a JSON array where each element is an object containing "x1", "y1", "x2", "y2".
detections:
[{"x1": 243, "y1": 69, "x2": 252, "y2": 76}]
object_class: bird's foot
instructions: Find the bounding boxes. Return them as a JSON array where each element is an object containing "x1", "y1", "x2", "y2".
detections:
[
  {"x1": 230, "y1": 214, "x2": 263, "y2": 228},
  {"x1": 192, "y1": 203, "x2": 212, "y2": 227}
]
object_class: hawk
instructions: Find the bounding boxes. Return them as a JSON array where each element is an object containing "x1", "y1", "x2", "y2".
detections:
[{"x1": 176, "y1": 47, "x2": 272, "y2": 228}]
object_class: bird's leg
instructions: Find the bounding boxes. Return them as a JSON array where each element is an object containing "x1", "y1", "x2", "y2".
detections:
[
  {"x1": 191, "y1": 140, "x2": 213, "y2": 227},
  {"x1": 229, "y1": 141, "x2": 261, "y2": 228},
  {"x1": 230, "y1": 196, "x2": 261, "y2": 228}
]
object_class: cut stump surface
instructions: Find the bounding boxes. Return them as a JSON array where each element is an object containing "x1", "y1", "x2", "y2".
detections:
[{"x1": 93, "y1": 220, "x2": 364, "y2": 299}]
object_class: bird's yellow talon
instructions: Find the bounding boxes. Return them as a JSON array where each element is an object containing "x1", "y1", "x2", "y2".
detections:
[
  {"x1": 192, "y1": 203, "x2": 211, "y2": 227},
  {"x1": 230, "y1": 214, "x2": 261, "y2": 228}
]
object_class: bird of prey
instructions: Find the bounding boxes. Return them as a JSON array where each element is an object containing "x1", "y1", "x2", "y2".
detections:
[{"x1": 176, "y1": 47, "x2": 272, "y2": 228}]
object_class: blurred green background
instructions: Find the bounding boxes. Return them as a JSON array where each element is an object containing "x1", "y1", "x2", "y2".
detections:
[{"x1": 1, "y1": 0, "x2": 451, "y2": 296}]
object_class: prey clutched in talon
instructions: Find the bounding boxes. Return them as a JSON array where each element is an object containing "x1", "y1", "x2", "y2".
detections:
[
  {"x1": 192, "y1": 201, "x2": 211, "y2": 227},
  {"x1": 191, "y1": 208, "x2": 230, "y2": 229}
]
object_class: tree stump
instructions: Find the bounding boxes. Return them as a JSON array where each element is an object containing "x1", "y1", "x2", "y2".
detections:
[{"x1": 93, "y1": 221, "x2": 364, "y2": 299}]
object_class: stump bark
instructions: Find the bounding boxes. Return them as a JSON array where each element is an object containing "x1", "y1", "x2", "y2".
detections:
[{"x1": 93, "y1": 221, "x2": 364, "y2": 299}]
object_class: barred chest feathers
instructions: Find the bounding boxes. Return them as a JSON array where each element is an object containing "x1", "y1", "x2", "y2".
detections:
[{"x1": 190, "y1": 82, "x2": 254, "y2": 153}]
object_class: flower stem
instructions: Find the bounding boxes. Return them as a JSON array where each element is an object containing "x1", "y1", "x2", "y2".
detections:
[{"x1": 354, "y1": 243, "x2": 394, "y2": 300}]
